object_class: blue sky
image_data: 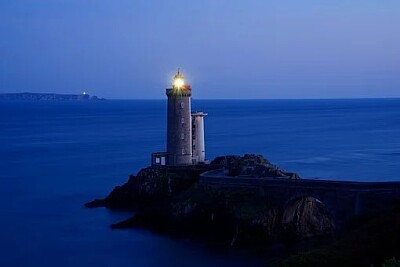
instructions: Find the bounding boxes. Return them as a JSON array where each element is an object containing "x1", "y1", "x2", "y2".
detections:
[{"x1": 0, "y1": 0, "x2": 399, "y2": 99}]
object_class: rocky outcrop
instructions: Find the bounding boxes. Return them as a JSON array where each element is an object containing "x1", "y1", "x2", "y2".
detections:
[
  {"x1": 86, "y1": 155, "x2": 331, "y2": 247},
  {"x1": 85, "y1": 154, "x2": 400, "y2": 266},
  {"x1": 282, "y1": 197, "x2": 335, "y2": 239},
  {"x1": 85, "y1": 165, "x2": 219, "y2": 209},
  {"x1": 279, "y1": 203, "x2": 400, "y2": 267},
  {"x1": 169, "y1": 185, "x2": 282, "y2": 246},
  {"x1": 212, "y1": 154, "x2": 300, "y2": 179}
]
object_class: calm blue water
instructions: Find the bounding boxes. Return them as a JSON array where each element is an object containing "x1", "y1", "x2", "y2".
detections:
[{"x1": 0, "y1": 99, "x2": 399, "y2": 266}]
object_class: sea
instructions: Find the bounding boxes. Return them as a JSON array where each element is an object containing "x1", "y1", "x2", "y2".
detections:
[{"x1": 0, "y1": 99, "x2": 399, "y2": 267}]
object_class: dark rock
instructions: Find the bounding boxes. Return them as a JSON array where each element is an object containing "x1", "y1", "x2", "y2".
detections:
[
  {"x1": 84, "y1": 198, "x2": 106, "y2": 208},
  {"x1": 282, "y1": 197, "x2": 335, "y2": 239},
  {"x1": 278, "y1": 204, "x2": 400, "y2": 267},
  {"x1": 212, "y1": 154, "x2": 300, "y2": 179},
  {"x1": 88, "y1": 165, "x2": 220, "y2": 210},
  {"x1": 168, "y1": 185, "x2": 284, "y2": 246},
  {"x1": 85, "y1": 154, "x2": 400, "y2": 266},
  {"x1": 111, "y1": 211, "x2": 172, "y2": 231},
  {"x1": 86, "y1": 155, "x2": 310, "y2": 248}
]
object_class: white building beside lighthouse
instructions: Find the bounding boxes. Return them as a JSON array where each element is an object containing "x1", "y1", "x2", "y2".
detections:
[
  {"x1": 152, "y1": 69, "x2": 207, "y2": 166},
  {"x1": 191, "y1": 112, "x2": 207, "y2": 164}
]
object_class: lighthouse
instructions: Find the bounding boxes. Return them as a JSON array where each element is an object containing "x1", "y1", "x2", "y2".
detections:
[
  {"x1": 151, "y1": 69, "x2": 207, "y2": 166},
  {"x1": 166, "y1": 69, "x2": 193, "y2": 165}
]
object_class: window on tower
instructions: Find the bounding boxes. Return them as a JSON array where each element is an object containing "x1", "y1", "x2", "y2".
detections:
[{"x1": 180, "y1": 102, "x2": 184, "y2": 108}]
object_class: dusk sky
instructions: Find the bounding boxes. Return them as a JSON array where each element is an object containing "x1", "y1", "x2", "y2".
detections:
[{"x1": 1, "y1": 0, "x2": 399, "y2": 99}]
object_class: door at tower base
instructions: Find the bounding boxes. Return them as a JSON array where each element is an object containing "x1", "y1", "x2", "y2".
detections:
[
  {"x1": 151, "y1": 152, "x2": 167, "y2": 166},
  {"x1": 191, "y1": 112, "x2": 207, "y2": 164}
]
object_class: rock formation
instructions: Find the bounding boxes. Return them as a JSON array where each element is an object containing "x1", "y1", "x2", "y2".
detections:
[
  {"x1": 212, "y1": 154, "x2": 300, "y2": 178},
  {"x1": 86, "y1": 155, "x2": 334, "y2": 247},
  {"x1": 282, "y1": 197, "x2": 335, "y2": 239}
]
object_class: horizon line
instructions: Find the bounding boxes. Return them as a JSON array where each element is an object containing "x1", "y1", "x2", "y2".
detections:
[{"x1": 106, "y1": 96, "x2": 400, "y2": 101}]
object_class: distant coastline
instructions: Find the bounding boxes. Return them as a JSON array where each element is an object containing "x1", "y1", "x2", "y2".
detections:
[{"x1": 0, "y1": 92, "x2": 105, "y2": 101}]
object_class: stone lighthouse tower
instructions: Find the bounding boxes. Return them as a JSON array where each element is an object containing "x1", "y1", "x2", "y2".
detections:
[{"x1": 166, "y1": 69, "x2": 193, "y2": 165}]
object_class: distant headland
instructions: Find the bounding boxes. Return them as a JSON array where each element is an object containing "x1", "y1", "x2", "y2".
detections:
[{"x1": 0, "y1": 92, "x2": 105, "y2": 101}]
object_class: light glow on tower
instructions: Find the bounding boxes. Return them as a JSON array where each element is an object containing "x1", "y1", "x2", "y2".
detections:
[
  {"x1": 174, "y1": 78, "x2": 184, "y2": 89},
  {"x1": 173, "y1": 69, "x2": 185, "y2": 89}
]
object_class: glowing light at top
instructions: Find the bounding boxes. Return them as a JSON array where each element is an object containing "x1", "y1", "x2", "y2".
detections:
[{"x1": 173, "y1": 69, "x2": 185, "y2": 89}]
